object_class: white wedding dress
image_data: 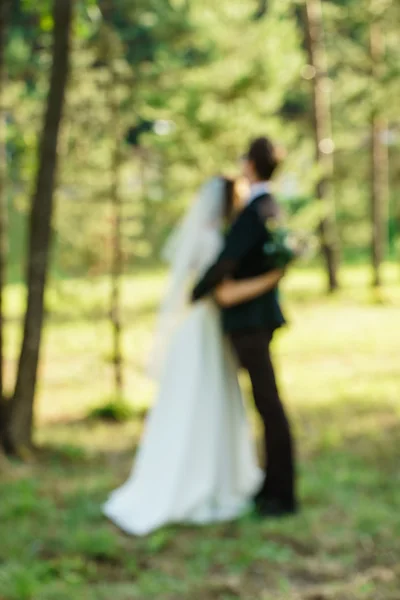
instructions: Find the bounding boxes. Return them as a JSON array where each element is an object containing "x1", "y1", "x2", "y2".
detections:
[{"x1": 103, "y1": 178, "x2": 262, "y2": 536}]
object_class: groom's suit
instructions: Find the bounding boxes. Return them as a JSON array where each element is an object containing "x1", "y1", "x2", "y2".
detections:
[{"x1": 192, "y1": 192, "x2": 296, "y2": 511}]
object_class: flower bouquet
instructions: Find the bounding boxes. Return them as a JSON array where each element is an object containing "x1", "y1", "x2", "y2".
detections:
[{"x1": 263, "y1": 226, "x2": 311, "y2": 270}]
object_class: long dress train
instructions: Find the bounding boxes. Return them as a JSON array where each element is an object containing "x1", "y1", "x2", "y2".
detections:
[{"x1": 103, "y1": 300, "x2": 261, "y2": 536}]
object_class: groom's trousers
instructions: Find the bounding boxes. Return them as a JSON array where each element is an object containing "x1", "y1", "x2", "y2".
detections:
[{"x1": 230, "y1": 329, "x2": 296, "y2": 510}]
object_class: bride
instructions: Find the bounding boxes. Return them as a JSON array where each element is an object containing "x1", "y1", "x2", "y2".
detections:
[{"x1": 103, "y1": 176, "x2": 284, "y2": 536}]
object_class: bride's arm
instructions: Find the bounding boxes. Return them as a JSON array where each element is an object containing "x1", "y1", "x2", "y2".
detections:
[{"x1": 214, "y1": 269, "x2": 284, "y2": 308}]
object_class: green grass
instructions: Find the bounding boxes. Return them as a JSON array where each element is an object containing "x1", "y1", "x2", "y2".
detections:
[{"x1": 1, "y1": 264, "x2": 400, "y2": 599}]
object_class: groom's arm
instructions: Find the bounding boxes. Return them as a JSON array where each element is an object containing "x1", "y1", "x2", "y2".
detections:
[{"x1": 192, "y1": 208, "x2": 265, "y2": 302}]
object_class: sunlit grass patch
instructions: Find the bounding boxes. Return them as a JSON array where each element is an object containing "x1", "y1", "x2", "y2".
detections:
[{"x1": 2, "y1": 264, "x2": 400, "y2": 599}]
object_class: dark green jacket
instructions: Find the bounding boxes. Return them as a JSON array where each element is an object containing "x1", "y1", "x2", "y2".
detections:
[{"x1": 192, "y1": 193, "x2": 286, "y2": 333}]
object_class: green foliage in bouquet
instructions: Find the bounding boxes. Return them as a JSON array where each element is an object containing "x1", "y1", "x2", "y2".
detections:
[
  {"x1": 263, "y1": 228, "x2": 302, "y2": 269},
  {"x1": 263, "y1": 200, "x2": 326, "y2": 269}
]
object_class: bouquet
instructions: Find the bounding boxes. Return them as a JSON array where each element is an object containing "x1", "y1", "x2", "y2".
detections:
[{"x1": 263, "y1": 226, "x2": 310, "y2": 270}]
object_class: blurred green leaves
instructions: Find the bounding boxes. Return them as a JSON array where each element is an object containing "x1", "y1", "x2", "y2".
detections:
[{"x1": 4, "y1": 0, "x2": 400, "y2": 280}]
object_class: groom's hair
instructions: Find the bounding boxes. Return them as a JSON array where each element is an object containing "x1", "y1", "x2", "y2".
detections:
[{"x1": 247, "y1": 137, "x2": 280, "y2": 180}]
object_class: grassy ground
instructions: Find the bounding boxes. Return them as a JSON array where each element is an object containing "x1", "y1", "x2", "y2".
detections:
[{"x1": 1, "y1": 264, "x2": 400, "y2": 599}]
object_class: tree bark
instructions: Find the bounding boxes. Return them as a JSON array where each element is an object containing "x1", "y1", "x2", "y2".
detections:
[
  {"x1": 109, "y1": 68, "x2": 124, "y2": 398},
  {"x1": 254, "y1": 0, "x2": 268, "y2": 20},
  {"x1": 305, "y1": 0, "x2": 339, "y2": 292},
  {"x1": 369, "y1": 19, "x2": 388, "y2": 288},
  {"x1": 6, "y1": 0, "x2": 73, "y2": 453},
  {"x1": 0, "y1": 0, "x2": 11, "y2": 454}
]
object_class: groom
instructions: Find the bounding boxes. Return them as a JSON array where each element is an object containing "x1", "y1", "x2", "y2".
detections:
[{"x1": 192, "y1": 137, "x2": 297, "y2": 517}]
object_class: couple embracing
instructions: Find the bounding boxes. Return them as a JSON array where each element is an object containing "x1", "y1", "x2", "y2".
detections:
[{"x1": 104, "y1": 136, "x2": 298, "y2": 536}]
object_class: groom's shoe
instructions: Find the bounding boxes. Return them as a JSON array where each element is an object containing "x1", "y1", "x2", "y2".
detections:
[{"x1": 255, "y1": 498, "x2": 298, "y2": 519}]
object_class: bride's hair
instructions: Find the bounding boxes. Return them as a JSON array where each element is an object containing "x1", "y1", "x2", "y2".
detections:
[{"x1": 222, "y1": 177, "x2": 237, "y2": 223}]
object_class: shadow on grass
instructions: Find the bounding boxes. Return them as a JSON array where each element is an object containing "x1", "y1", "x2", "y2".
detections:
[
  {"x1": 38, "y1": 392, "x2": 400, "y2": 469},
  {"x1": 2, "y1": 396, "x2": 400, "y2": 600},
  {"x1": 295, "y1": 396, "x2": 400, "y2": 461}
]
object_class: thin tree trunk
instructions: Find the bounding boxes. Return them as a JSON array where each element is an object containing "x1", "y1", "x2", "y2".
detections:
[
  {"x1": 370, "y1": 19, "x2": 388, "y2": 288},
  {"x1": 305, "y1": 0, "x2": 339, "y2": 292},
  {"x1": 109, "y1": 70, "x2": 124, "y2": 398},
  {"x1": 254, "y1": 0, "x2": 268, "y2": 20},
  {"x1": 0, "y1": 0, "x2": 11, "y2": 454},
  {"x1": 6, "y1": 0, "x2": 73, "y2": 453},
  {"x1": 139, "y1": 148, "x2": 152, "y2": 243}
]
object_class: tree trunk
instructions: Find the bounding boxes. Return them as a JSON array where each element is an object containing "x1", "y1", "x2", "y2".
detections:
[
  {"x1": 109, "y1": 70, "x2": 124, "y2": 398},
  {"x1": 6, "y1": 0, "x2": 73, "y2": 454},
  {"x1": 305, "y1": 0, "x2": 339, "y2": 292},
  {"x1": 254, "y1": 0, "x2": 268, "y2": 20},
  {"x1": 0, "y1": 0, "x2": 11, "y2": 454},
  {"x1": 369, "y1": 19, "x2": 388, "y2": 288}
]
